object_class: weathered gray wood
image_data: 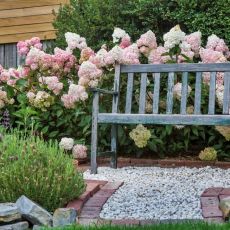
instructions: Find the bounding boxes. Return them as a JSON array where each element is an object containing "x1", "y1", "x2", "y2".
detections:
[
  {"x1": 166, "y1": 72, "x2": 174, "y2": 114},
  {"x1": 194, "y1": 72, "x2": 202, "y2": 114},
  {"x1": 180, "y1": 72, "x2": 188, "y2": 114},
  {"x1": 98, "y1": 114, "x2": 230, "y2": 125},
  {"x1": 208, "y1": 72, "x2": 216, "y2": 115},
  {"x1": 111, "y1": 64, "x2": 121, "y2": 169},
  {"x1": 121, "y1": 63, "x2": 230, "y2": 73},
  {"x1": 0, "y1": 45, "x2": 4, "y2": 67},
  {"x1": 4, "y1": 44, "x2": 17, "y2": 68},
  {"x1": 223, "y1": 72, "x2": 230, "y2": 114},
  {"x1": 125, "y1": 73, "x2": 134, "y2": 113},
  {"x1": 89, "y1": 87, "x2": 118, "y2": 95},
  {"x1": 139, "y1": 73, "x2": 147, "y2": 114},
  {"x1": 91, "y1": 92, "x2": 99, "y2": 174},
  {"x1": 152, "y1": 73, "x2": 160, "y2": 114}
]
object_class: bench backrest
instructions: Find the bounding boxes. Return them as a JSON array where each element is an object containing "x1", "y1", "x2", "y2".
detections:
[{"x1": 112, "y1": 63, "x2": 230, "y2": 116}]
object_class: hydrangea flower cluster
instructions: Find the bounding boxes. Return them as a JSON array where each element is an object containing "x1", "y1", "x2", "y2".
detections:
[
  {"x1": 173, "y1": 82, "x2": 192, "y2": 100},
  {"x1": 129, "y1": 124, "x2": 151, "y2": 148},
  {"x1": 61, "y1": 84, "x2": 88, "y2": 109},
  {"x1": 72, "y1": 144, "x2": 87, "y2": 159},
  {"x1": 26, "y1": 91, "x2": 54, "y2": 111},
  {"x1": 59, "y1": 137, "x2": 74, "y2": 150},
  {"x1": 39, "y1": 76, "x2": 63, "y2": 95},
  {"x1": 215, "y1": 126, "x2": 230, "y2": 141},
  {"x1": 199, "y1": 147, "x2": 217, "y2": 161},
  {"x1": 112, "y1": 28, "x2": 129, "y2": 43},
  {"x1": 0, "y1": 89, "x2": 14, "y2": 108},
  {"x1": 137, "y1": 30, "x2": 157, "y2": 56},
  {"x1": 163, "y1": 25, "x2": 186, "y2": 50},
  {"x1": 17, "y1": 37, "x2": 42, "y2": 56},
  {"x1": 65, "y1": 32, "x2": 87, "y2": 52}
]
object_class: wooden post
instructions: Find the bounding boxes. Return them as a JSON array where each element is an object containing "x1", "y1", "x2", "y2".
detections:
[
  {"x1": 111, "y1": 65, "x2": 121, "y2": 168},
  {"x1": 90, "y1": 91, "x2": 99, "y2": 174}
]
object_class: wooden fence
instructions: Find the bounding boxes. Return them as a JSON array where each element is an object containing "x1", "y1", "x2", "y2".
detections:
[{"x1": 0, "y1": 0, "x2": 69, "y2": 67}]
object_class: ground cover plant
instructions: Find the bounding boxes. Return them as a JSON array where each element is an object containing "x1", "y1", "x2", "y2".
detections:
[
  {"x1": 0, "y1": 127, "x2": 86, "y2": 211},
  {"x1": 0, "y1": 23, "x2": 230, "y2": 160},
  {"x1": 42, "y1": 222, "x2": 230, "y2": 230}
]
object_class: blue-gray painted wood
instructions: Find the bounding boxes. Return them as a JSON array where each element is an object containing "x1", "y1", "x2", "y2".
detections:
[
  {"x1": 125, "y1": 72, "x2": 134, "y2": 113},
  {"x1": 4, "y1": 44, "x2": 17, "y2": 68},
  {"x1": 166, "y1": 72, "x2": 174, "y2": 114},
  {"x1": 139, "y1": 73, "x2": 147, "y2": 114},
  {"x1": 208, "y1": 72, "x2": 216, "y2": 115},
  {"x1": 180, "y1": 72, "x2": 188, "y2": 114},
  {"x1": 223, "y1": 72, "x2": 230, "y2": 114},
  {"x1": 91, "y1": 91, "x2": 99, "y2": 174},
  {"x1": 111, "y1": 64, "x2": 121, "y2": 169},
  {"x1": 0, "y1": 45, "x2": 5, "y2": 67},
  {"x1": 194, "y1": 72, "x2": 202, "y2": 114},
  {"x1": 89, "y1": 87, "x2": 118, "y2": 95},
  {"x1": 152, "y1": 73, "x2": 160, "y2": 114},
  {"x1": 121, "y1": 63, "x2": 230, "y2": 73},
  {"x1": 98, "y1": 114, "x2": 230, "y2": 125}
]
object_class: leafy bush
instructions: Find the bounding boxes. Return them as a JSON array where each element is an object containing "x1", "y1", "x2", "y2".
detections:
[
  {"x1": 54, "y1": 0, "x2": 230, "y2": 50},
  {"x1": 0, "y1": 128, "x2": 85, "y2": 211}
]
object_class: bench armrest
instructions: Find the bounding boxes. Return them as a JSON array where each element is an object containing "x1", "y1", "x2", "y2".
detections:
[{"x1": 89, "y1": 87, "x2": 118, "y2": 95}]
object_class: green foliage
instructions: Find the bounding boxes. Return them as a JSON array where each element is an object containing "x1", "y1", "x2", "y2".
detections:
[
  {"x1": 0, "y1": 128, "x2": 86, "y2": 211},
  {"x1": 54, "y1": 0, "x2": 230, "y2": 50},
  {"x1": 43, "y1": 221, "x2": 230, "y2": 230}
]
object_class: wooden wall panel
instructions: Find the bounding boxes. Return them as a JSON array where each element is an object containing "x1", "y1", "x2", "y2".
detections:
[{"x1": 0, "y1": 0, "x2": 69, "y2": 44}]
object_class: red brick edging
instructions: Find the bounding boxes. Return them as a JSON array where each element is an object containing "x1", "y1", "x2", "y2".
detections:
[
  {"x1": 201, "y1": 187, "x2": 230, "y2": 223},
  {"x1": 67, "y1": 180, "x2": 230, "y2": 225}
]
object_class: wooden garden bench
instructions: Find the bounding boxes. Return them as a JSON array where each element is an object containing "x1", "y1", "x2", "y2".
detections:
[{"x1": 90, "y1": 63, "x2": 230, "y2": 174}]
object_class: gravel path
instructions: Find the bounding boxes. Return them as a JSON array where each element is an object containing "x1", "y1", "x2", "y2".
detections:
[{"x1": 84, "y1": 166, "x2": 230, "y2": 220}]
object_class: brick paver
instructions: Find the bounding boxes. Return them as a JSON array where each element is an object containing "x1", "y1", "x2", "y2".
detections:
[
  {"x1": 200, "y1": 196, "x2": 219, "y2": 207},
  {"x1": 201, "y1": 187, "x2": 223, "y2": 197},
  {"x1": 202, "y1": 206, "x2": 223, "y2": 218},
  {"x1": 111, "y1": 219, "x2": 140, "y2": 226}
]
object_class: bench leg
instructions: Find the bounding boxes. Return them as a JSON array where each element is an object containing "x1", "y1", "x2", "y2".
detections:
[
  {"x1": 91, "y1": 92, "x2": 99, "y2": 174},
  {"x1": 110, "y1": 124, "x2": 117, "y2": 168}
]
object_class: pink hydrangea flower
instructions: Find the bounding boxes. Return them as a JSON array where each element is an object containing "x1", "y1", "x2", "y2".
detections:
[
  {"x1": 119, "y1": 35, "x2": 131, "y2": 49},
  {"x1": 78, "y1": 61, "x2": 103, "y2": 87},
  {"x1": 184, "y1": 31, "x2": 202, "y2": 56},
  {"x1": 17, "y1": 37, "x2": 42, "y2": 56},
  {"x1": 79, "y1": 47, "x2": 95, "y2": 64},
  {"x1": 72, "y1": 144, "x2": 87, "y2": 159},
  {"x1": 148, "y1": 46, "x2": 170, "y2": 64},
  {"x1": 121, "y1": 43, "x2": 140, "y2": 64},
  {"x1": 65, "y1": 32, "x2": 87, "y2": 51},
  {"x1": 39, "y1": 76, "x2": 63, "y2": 95},
  {"x1": 137, "y1": 30, "x2": 157, "y2": 56},
  {"x1": 61, "y1": 84, "x2": 88, "y2": 108},
  {"x1": 206, "y1": 34, "x2": 229, "y2": 54}
]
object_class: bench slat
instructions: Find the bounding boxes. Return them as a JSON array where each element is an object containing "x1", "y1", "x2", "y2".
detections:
[
  {"x1": 139, "y1": 73, "x2": 147, "y2": 114},
  {"x1": 166, "y1": 72, "x2": 174, "y2": 114},
  {"x1": 125, "y1": 72, "x2": 134, "y2": 113},
  {"x1": 98, "y1": 114, "x2": 230, "y2": 125},
  {"x1": 194, "y1": 72, "x2": 202, "y2": 114},
  {"x1": 180, "y1": 72, "x2": 188, "y2": 114},
  {"x1": 112, "y1": 65, "x2": 121, "y2": 113},
  {"x1": 223, "y1": 72, "x2": 230, "y2": 114},
  {"x1": 208, "y1": 72, "x2": 216, "y2": 115},
  {"x1": 121, "y1": 63, "x2": 230, "y2": 73},
  {"x1": 152, "y1": 73, "x2": 160, "y2": 114}
]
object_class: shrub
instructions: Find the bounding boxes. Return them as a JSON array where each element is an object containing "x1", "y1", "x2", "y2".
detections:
[
  {"x1": 54, "y1": 0, "x2": 230, "y2": 50},
  {"x1": 0, "y1": 128, "x2": 86, "y2": 211}
]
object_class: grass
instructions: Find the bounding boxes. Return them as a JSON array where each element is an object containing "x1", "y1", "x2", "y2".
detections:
[{"x1": 42, "y1": 222, "x2": 230, "y2": 230}]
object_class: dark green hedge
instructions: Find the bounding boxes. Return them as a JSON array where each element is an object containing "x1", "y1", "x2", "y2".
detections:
[{"x1": 53, "y1": 0, "x2": 230, "y2": 49}]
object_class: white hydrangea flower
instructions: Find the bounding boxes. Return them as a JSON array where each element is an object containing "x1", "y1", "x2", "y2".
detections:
[
  {"x1": 163, "y1": 25, "x2": 185, "y2": 50},
  {"x1": 59, "y1": 137, "x2": 74, "y2": 150},
  {"x1": 112, "y1": 28, "x2": 128, "y2": 43}
]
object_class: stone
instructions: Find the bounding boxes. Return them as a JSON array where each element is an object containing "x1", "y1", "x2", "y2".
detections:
[
  {"x1": 32, "y1": 225, "x2": 42, "y2": 230},
  {"x1": 0, "y1": 221, "x2": 29, "y2": 230},
  {"x1": 16, "y1": 195, "x2": 52, "y2": 226},
  {"x1": 219, "y1": 197, "x2": 230, "y2": 219},
  {"x1": 53, "y1": 208, "x2": 77, "y2": 227},
  {"x1": 0, "y1": 203, "x2": 21, "y2": 223}
]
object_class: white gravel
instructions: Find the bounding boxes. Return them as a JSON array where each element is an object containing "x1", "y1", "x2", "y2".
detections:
[{"x1": 84, "y1": 166, "x2": 230, "y2": 220}]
